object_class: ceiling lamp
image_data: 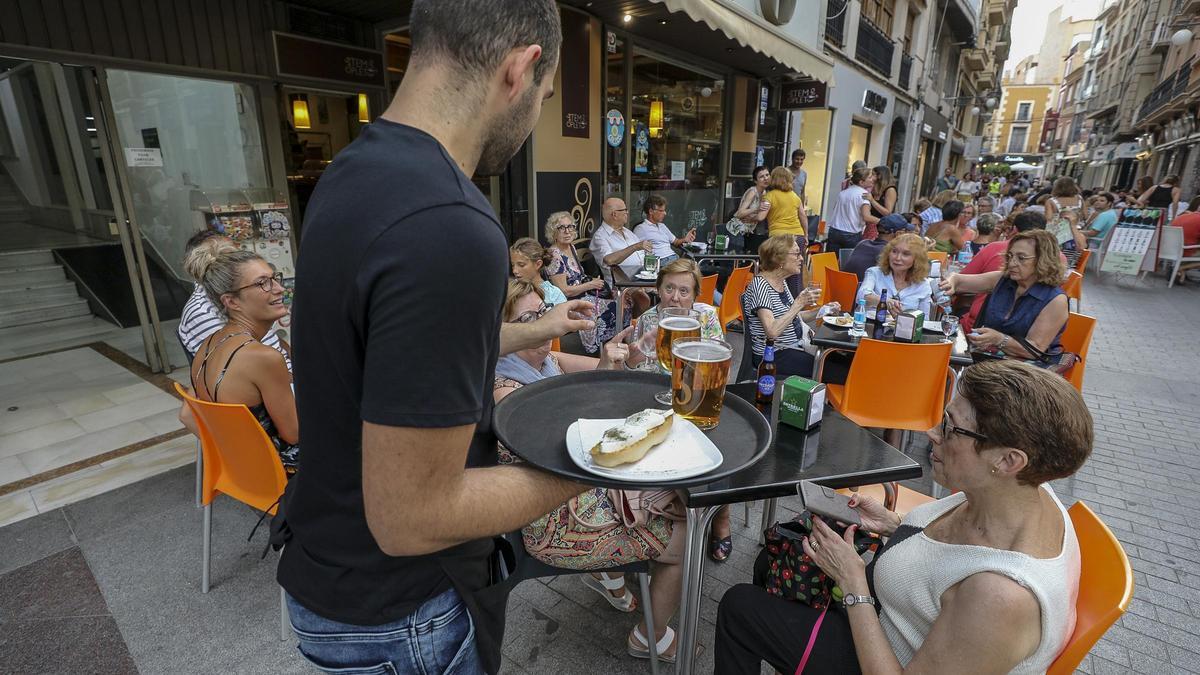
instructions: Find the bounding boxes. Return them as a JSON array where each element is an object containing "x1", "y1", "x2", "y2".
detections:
[
  {"x1": 291, "y1": 94, "x2": 311, "y2": 130},
  {"x1": 649, "y1": 100, "x2": 664, "y2": 138},
  {"x1": 358, "y1": 93, "x2": 370, "y2": 123}
]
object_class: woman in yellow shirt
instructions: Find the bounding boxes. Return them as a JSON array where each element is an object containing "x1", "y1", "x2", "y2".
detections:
[{"x1": 765, "y1": 166, "x2": 807, "y2": 295}]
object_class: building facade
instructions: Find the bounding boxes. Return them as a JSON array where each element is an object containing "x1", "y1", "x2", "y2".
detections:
[{"x1": 989, "y1": 82, "x2": 1056, "y2": 156}]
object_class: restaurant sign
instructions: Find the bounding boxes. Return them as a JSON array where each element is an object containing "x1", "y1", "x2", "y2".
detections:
[
  {"x1": 862, "y1": 90, "x2": 887, "y2": 115},
  {"x1": 779, "y1": 80, "x2": 827, "y2": 110},
  {"x1": 273, "y1": 32, "x2": 384, "y2": 88}
]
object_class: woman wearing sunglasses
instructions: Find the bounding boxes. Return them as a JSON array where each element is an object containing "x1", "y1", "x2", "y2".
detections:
[
  {"x1": 938, "y1": 229, "x2": 1069, "y2": 363},
  {"x1": 494, "y1": 279, "x2": 689, "y2": 663},
  {"x1": 179, "y1": 247, "x2": 298, "y2": 473},
  {"x1": 716, "y1": 360, "x2": 1092, "y2": 674}
]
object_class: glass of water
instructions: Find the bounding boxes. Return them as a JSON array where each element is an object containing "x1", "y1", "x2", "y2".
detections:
[
  {"x1": 942, "y1": 314, "x2": 960, "y2": 344},
  {"x1": 632, "y1": 312, "x2": 659, "y2": 371}
]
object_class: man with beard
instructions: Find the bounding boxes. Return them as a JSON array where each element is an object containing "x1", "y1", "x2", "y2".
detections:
[{"x1": 277, "y1": 2, "x2": 594, "y2": 672}]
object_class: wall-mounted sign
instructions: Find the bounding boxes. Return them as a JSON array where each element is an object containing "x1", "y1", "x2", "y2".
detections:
[
  {"x1": 634, "y1": 124, "x2": 649, "y2": 174},
  {"x1": 124, "y1": 148, "x2": 163, "y2": 167},
  {"x1": 780, "y1": 80, "x2": 827, "y2": 110},
  {"x1": 273, "y1": 32, "x2": 384, "y2": 88},
  {"x1": 560, "y1": 11, "x2": 590, "y2": 138},
  {"x1": 671, "y1": 161, "x2": 686, "y2": 181},
  {"x1": 605, "y1": 109, "x2": 625, "y2": 148},
  {"x1": 937, "y1": 131, "x2": 947, "y2": 141},
  {"x1": 607, "y1": 31, "x2": 618, "y2": 54},
  {"x1": 862, "y1": 90, "x2": 887, "y2": 115}
]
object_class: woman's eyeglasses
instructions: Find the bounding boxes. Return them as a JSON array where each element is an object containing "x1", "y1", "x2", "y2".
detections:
[
  {"x1": 233, "y1": 272, "x2": 284, "y2": 294},
  {"x1": 555, "y1": 222, "x2": 578, "y2": 231},
  {"x1": 941, "y1": 412, "x2": 988, "y2": 442},
  {"x1": 1005, "y1": 253, "x2": 1035, "y2": 264},
  {"x1": 513, "y1": 304, "x2": 550, "y2": 324}
]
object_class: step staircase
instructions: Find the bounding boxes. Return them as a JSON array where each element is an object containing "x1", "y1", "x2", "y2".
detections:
[
  {"x1": 0, "y1": 249, "x2": 93, "y2": 328},
  {"x1": 0, "y1": 171, "x2": 31, "y2": 224}
]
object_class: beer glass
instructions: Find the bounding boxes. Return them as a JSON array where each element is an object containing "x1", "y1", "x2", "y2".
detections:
[
  {"x1": 671, "y1": 337, "x2": 733, "y2": 431},
  {"x1": 654, "y1": 307, "x2": 702, "y2": 404}
]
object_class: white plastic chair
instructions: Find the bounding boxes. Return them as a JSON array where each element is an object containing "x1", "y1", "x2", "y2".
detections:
[
  {"x1": 1158, "y1": 226, "x2": 1200, "y2": 288},
  {"x1": 1087, "y1": 222, "x2": 1117, "y2": 275}
]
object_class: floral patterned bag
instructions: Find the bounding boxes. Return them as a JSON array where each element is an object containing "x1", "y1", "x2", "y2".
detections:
[{"x1": 762, "y1": 511, "x2": 879, "y2": 608}]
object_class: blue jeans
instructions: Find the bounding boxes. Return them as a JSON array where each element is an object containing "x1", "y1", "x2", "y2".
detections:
[{"x1": 287, "y1": 588, "x2": 481, "y2": 674}]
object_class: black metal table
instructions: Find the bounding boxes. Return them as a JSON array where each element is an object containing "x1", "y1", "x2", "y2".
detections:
[
  {"x1": 670, "y1": 383, "x2": 922, "y2": 674},
  {"x1": 683, "y1": 247, "x2": 760, "y2": 267},
  {"x1": 810, "y1": 318, "x2": 974, "y2": 371}
]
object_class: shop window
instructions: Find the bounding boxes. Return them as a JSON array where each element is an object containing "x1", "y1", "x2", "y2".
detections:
[
  {"x1": 848, "y1": 121, "x2": 873, "y2": 173},
  {"x1": 628, "y1": 49, "x2": 724, "y2": 237},
  {"x1": 605, "y1": 32, "x2": 627, "y2": 201},
  {"x1": 1007, "y1": 126, "x2": 1029, "y2": 153},
  {"x1": 794, "y1": 110, "x2": 832, "y2": 216}
]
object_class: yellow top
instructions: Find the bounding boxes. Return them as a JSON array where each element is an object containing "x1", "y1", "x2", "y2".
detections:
[{"x1": 766, "y1": 189, "x2": 805, "y2": 236}]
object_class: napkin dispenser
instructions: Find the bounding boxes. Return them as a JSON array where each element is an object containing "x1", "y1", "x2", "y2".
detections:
[
  {"x1": 894, "y1": 309, "x2": 925, "y2": 342},
  {"x1": 780, "y1": 376, "x2": 825, "y2": 430}
]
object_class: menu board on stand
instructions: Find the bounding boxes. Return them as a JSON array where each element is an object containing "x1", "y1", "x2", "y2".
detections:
[
  {"x1": 190, "y1": 188, "x2": 296, "y2": 341},
  {"x1": 1100, "y1": 208, "x2": 1163, "y2": 279}
]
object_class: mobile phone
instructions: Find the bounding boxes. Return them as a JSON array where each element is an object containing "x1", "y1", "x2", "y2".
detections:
[{"x1": 798, "y1": 481, "x2": 861, "y2": 525}]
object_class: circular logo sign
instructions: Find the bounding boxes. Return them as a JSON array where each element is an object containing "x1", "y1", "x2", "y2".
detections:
[{"x1": 605, "y1": 109, "x2": 626, "y2": 148}]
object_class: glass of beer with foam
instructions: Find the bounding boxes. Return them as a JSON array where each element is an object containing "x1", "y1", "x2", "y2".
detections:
[
  {"x1": 653, "y1": 307, "x2": 701, "y2": 404},
  {"x1": 670, "y1": 337, "x2": 733, "y2": 430}
]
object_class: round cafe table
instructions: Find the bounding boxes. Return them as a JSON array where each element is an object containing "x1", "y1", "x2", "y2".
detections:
[{"x1": 491, "y1": 369, "x2": 774, "y2": 490}]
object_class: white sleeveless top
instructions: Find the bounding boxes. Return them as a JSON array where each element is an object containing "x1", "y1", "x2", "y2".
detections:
[{"x1": 872, "y1": 485, "x2": 1080, "y2": 673}]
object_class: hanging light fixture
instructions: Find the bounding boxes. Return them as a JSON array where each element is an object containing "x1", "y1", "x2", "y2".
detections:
[
  {"x1": 1171, "y1": 28, "x2": 1194, "y2": 48},
  {"x1": 357, "y1": 93, "x2": 370, "y2": 123},
  {"x1": 649, "y1": 100, "x2": 664, "y2": 138},
  {"x1": 291, "y1": 94, "x2": 311, "y2": 129}
]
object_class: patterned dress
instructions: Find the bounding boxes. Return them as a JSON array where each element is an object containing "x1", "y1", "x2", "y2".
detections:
[
  {"x1": 494, "y1": 360, "x2": 678, "y2": 569},
  {"x1": 547, "y1": 246, "x2": 622, "y2": 353}
]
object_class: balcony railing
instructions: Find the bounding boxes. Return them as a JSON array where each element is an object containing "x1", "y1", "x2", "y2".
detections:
[
  {"x1": 1136, "y1": 58, "x2": 1193, "y2": 123},
  {"x1": 825, "y1": 0, "x2": 847, "y2": 47},
  {"x1": 855, "y1": 19, "x2": 895, "y2": 77},
  {"x1": 899, "y1": 53, "x2": 913, "y2": 90}
]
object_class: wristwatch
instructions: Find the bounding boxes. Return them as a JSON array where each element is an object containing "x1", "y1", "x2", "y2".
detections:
[
  {"x1": 998, "y1": 334, "x2": 1011, "y2": 352},
  {"x1": 843, "y1": 594, "x2": 876, "y2": 609}
]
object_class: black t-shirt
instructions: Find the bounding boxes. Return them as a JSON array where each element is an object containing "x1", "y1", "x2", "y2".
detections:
[{"x1": 278, "y1": 120, "x2": 508, "y2": 657}]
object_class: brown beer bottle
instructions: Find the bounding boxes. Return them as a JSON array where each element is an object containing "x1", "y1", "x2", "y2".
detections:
[{"x1": 755, "y1": 339, "x2": 776, "y2": 413}]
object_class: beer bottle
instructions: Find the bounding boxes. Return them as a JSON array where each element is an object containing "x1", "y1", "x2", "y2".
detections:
[
  {"x1": 755, "y1": 339, "x2": 776, "y2": 413},
  {"x1": 875, "y1": 288, "x2": 890, "y2": 324}
]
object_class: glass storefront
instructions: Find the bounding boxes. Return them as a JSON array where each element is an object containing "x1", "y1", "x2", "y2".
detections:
[
  {"x1": 621, "y1": 47, "x2": 725, "y2": 236},
  {"x1": 793, "y1": 110, "x2": 833, "y2": 216},
  {"x1": 848, "y1": 121, "x2": 873, "y2": 173}
]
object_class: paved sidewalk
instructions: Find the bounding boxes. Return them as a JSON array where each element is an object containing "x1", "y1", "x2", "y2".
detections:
[{"x1": 1, "y1": 272, "x2": 1199, "y2": 673}]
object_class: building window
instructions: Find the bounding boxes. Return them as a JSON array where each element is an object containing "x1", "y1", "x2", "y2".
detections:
[
  {"x1": 903, "y1": 12, "x2": 915, "y2": 53},
  {"x1": 861, "y1": 0, "x2": 895, "y2": 34},
  {"x1": 1007, "y1": 125, "x2": 1029, "y2": 153},
  {"x1": 1015, "y1": 101, "x2": 1032, "y2": 122}
]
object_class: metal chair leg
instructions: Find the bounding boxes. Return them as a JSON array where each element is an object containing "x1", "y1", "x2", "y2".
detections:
[
  {"x1": 743, "y1": 501, "x2": 751, "y2": 527},
  {"x1": 201, "y1": 503, "x2": 212, "y2": 593},
  {"x1": 758, "y1": 498, "x2": 777, "y2": 545},
  {"x1": 194, "y1": 440, "x2": 203, "y2": 508},
  {"x1": 638, "y1": 572, "x2": 658, "y2": 675},
  {"x1": 280, "y1": 585, "x2": 290, "y2": 642}
]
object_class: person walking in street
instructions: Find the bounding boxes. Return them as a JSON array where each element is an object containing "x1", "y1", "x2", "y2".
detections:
[
  {"x1": 827, "y1": 166, "x2": 877, "y2": 254},
  {"x1": 276, "y1": 3, "x2": 598, "y2": 672},
  {"x1": 789, "y1": 149, "x2": 808, "y2": 213},
  {"x1": 935, "y1": 167, "x2": 958, "y2": 193}
]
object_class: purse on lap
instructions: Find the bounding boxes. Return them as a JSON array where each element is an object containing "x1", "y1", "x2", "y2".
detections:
[{"x1": 761, "y1": 511, "x2": 879, "y2": 609}]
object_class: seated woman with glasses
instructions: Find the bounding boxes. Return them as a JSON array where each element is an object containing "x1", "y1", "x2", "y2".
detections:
[
  {"x1": 855, "y1": 232, "x2": 934, "y2": 317},
  {"x1": 938, "y1": 230, "x2": 1069, "y2": 362},
  {"x1": 716, "y1": 359, "x2": 1091, "y2": 674},
  {"x1": 178, "y1": 247, "x2": 298, "y2": 473},
  {"x1": 544, "y1": 211, "x2": 626, "y2": 353},
  {"x1": 494, "y1": 279, "x2": 689, "y2": 664},
  {"x1": 743, "y1": 235, "x2": 827, "y2": 378}
]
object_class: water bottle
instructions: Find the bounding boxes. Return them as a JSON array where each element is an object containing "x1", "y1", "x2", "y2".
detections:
[
  {"x1": 958, "y1": 246, "x2": 974, "y2": 267},
  {"x1": 851, "y1": 298, "x2": 867, "y2": 336}
]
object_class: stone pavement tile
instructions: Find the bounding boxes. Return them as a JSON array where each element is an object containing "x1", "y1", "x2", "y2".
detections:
[
  {"x1": 0, "y1": 509, "x2": 75, "y2": 576},
  {"x1": 62, "y1": 462, "x2": 196, "y2": 542},
  {"x1": 0, "y1": 548, "x2": 106, "y2": 622},
  {"x1": 0, "y1": 615, "x2": 136, "y2": 673}
]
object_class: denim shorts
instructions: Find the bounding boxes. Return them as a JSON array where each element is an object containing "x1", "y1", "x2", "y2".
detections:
[{"x1": 286, "y1": 588, "x2": 481, "y2": 674}]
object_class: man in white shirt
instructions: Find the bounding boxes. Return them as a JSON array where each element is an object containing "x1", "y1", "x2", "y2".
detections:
[
  {"x1": 633, "y1": 194, "x2": 694, "y2": 265},
  {"x1": 589, "y1": 197, "x2": 652, "y2": 283}
]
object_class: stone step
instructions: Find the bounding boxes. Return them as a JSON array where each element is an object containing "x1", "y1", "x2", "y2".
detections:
[
  {"x1": 0, "y1": 298, "x2": 91, "y2": 328},
  {"x1": 0, "y1": 264, "x2": 66, "y2": 289},
  {"x1": 0, "y1": 249, "x2": 54, "y2": 269},
  {"x1": 0, "y1": 284, "x2": 82, "y2": 310}
]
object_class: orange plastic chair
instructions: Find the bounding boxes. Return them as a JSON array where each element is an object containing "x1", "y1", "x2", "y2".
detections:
[
  {"x1": 824, "y1": 268, "x2": 859, "y2": 313},
  {"x1": 809, "y1": 252, "x2": 838, "y2": 302},
  {"x1": 817, "y1": 339, "x2": 954, "y2": 432},
  {"x1": 1046, "y1": 502, "x2": 1134, "y2": 675},
  {"x1": 818, "y1": 220, "x2": 827, "y2": 238},
  {"x1": 1073, "y1": 249, "x2": 1092, "y2": 274},
  {"x1": 1059, "y1": 312, "x2": 1096, "y2": 393},
  {"x1": 1061, "y1": 270, "x2": 1083, "y2": 312},
  {"x1": 927, "y1": 251, "x2": 949, "y2": 266},
  {"x1": 698, "y1": 273, "x2": 719, "y2": 306},
  {"x1": 550, "y1": 336, "x2": 561, "y2": 352},
  {"x1": 719, "y1": 264, "x2": 755, "y2": 329}
]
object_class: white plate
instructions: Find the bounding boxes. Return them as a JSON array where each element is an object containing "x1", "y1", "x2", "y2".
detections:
[
  {"x1": 824, "y1": 314, "x2": 853, "y2": 328},
  {"x1": 635, "y1": 271, "x2": 658, "y2": 280},
  {"x1": 566, "y1": 415, "x2": 723, "y2": 482}
]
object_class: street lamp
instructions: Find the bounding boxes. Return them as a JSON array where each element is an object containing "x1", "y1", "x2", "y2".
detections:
[
  {"x1": 971, "y1": 106, "x2": 981, "y2": 116},
  {"x1": 1172, "y1": 28, "x2": 1194, "y2": 47},
  {"x1": 985, "y1": 97, "x2": 997, "y2": 110}
]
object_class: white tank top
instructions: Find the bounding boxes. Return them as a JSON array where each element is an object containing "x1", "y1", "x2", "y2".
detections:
[{"x1": 872, "y1": 485, "x2": 1080, "y2": 673}]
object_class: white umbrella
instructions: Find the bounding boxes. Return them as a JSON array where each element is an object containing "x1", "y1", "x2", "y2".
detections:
[{"x1": 1009, "y1": 162, "x2": 1038, "y2": 171}]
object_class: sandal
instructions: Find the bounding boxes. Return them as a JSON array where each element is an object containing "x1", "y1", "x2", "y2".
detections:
[
  {"x1": 627, "y1": 624, "x2": 676, "y2": 663},
  {"x1": 581, "y1": 573, "x2": 638, "y2": 613},
  {"x1": 709, "y1": 534, "x2": 733, "y2": 563}
]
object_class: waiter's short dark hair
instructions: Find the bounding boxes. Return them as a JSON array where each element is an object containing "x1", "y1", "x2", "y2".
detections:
[
  {"x1": 409, "y1": 0, "x2": 562, "y2": 84},
  {"x1": 941, "y1": 200, "x2": 964, "y2": 221},
  {"x1": 1012, "y1": 211, "x2": 1046, "y2": 233}
]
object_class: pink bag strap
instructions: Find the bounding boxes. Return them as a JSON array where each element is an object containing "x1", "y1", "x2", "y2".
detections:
[{"x1": 793, "y1": 604, "x2": 829, "y2": 675}]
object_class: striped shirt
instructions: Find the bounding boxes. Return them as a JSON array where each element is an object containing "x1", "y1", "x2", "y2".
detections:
[
  {"x1": 743, "y1": 275, "x2": 809, "y2": 356},
  {"x1": 178, "y1": 285, "x2": 289, "y2": 368}
]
